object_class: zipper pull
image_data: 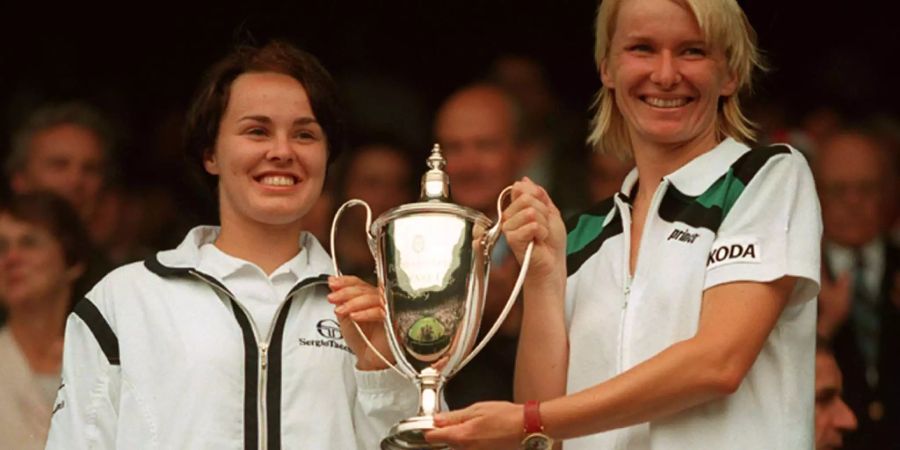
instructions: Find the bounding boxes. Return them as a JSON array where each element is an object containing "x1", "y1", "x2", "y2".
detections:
[{"x1": 260, "y1": 343, "x2": 269, "y2": 371}]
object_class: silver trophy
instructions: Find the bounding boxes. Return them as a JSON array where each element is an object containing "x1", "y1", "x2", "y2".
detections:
[{"x1": 330, "y1": 144, "x2": 533, "y2": 450}]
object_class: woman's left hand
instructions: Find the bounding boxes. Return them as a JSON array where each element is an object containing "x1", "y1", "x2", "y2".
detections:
[
  {"x1": 424, "y1": 401, "x2": 524, "y2": 450},
  {"x1": 327, "y1": 275, "x2": 394, "y2": 370}
]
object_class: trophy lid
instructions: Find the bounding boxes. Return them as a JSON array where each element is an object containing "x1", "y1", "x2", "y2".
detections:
[
  {"x1": 371, "y1": 144, "x2": 491, "y2": 232},
  {"x1": 420, "y1": 144, "x2": 450, "y2": 202}
]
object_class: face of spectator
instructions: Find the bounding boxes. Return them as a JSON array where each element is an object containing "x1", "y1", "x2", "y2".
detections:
[
  {"x1": 816, "y1": 133, "x2": 888, "y2": 247},
  {"x1": 204, "y1": 72, "x2": 328, "y2": 230},
  {"x1": 0, "y1": 214, "x2": 81, "y2": 310},
  {"x1": 815, "y1": 352, "x2": 857, "y2": 449},
  {"x1": 11, "y1": 124, "x2": 105, "y2": 220},
  {"x1": 600, "y1": 0, "x2": 737, "y2": 151},
  {"x1": 344, "y1": 145, "x2": 413, "y2": 217},
  {"x1": 435, "y1": 87, "x2": 520, "y2": 215}
]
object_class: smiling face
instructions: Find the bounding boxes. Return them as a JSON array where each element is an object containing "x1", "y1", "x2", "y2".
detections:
[
  {"x1": 0, "y1": 214, "x2": 80, "y2": 311},
  {"x1": 600, "y1": 0, "x2": 737, "y2": 152},
  {"x1": 204, "y1": 72, "x2": 328, "y2": 230}
]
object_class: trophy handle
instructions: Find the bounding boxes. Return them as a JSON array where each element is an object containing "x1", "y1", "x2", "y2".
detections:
[
  {"x1": 330, "y1": 199, "x2": 413, "y2": 380},
  {"x1": 452, "y1": 186, "x2": 535, "y2": 376}
]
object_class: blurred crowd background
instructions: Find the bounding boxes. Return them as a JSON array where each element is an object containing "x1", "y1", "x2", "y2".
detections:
[{"x1": 1, "y1": 1, "x2": 898, "y2": 449}]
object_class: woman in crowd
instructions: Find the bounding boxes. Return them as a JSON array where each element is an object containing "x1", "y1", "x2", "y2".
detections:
[
  {"x1": 428, "y1": 0, "x2": 821, "y2": 448},
  {"x1": 0, "y1": 192, "x2": 91, "y2": 450},
  {"x1": 45, "y1": 40, "x2": 415, "y2": 449}
]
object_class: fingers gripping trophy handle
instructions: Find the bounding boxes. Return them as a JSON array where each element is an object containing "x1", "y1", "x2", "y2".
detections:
[
  {"x1": 330, "y1": 199, "x2": 411, "y2": 380},
  {"x1": 453, "y1": 186, "x2": 535, "y2": 375}
]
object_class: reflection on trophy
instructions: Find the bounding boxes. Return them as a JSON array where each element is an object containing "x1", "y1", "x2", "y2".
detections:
[{"x1": 331, "y1": 144, "x2": 533, "y2": 450}]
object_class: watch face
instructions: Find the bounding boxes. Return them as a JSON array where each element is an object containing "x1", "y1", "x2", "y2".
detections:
[{"x1": 522, "y1": 433, "x2": 552, "y2": 450}]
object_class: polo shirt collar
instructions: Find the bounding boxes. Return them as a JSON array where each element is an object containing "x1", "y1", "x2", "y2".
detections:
[
  {"x1": 618, "y1": 137, "x2": 750, "y2": 200},
  {"x1": 157, "y1": 225, "x2": 334, "y2": 280}
]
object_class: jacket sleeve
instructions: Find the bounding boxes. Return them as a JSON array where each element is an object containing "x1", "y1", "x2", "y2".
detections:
[
  {"x1": 351, "y1": 366, "x2": 420, "y2": 448},
  {"x1": 45, "y1": 298, "x2": 121, "y2": 449}
]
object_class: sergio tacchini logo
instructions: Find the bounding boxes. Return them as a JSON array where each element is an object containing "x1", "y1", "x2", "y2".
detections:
[{"x1": 317, "y1": 319, "x2": 342, "y2": 339}]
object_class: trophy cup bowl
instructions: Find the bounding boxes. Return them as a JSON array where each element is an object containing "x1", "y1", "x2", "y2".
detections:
[{"x1": 330, "y1": 145, "x2": 533, "y2": 450}]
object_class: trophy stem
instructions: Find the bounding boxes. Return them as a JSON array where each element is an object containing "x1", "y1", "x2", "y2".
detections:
[
  {"x1": 416, "y1": 367, "x2": 444, "y2": 417},
  {"x1": 381, "y1": 368, "x2": 450, "y2": 450}
]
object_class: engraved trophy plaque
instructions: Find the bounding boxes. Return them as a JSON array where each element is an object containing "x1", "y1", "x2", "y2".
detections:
[{"x1": 330, "y1": 144, "x2": 533, "y2": 449}]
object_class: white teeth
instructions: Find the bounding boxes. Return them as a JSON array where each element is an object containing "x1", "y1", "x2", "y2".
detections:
[
  {"x1": 260, "y1": 175, "x2": 296, "y2": 186},
  {"x1": 644, "y1": 97, "x2": 689, "y2": 108}
]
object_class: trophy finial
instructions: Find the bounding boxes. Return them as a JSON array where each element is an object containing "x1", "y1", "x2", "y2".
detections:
[
  {"x1": 420, "y1": 143, "x2": 450, "y2": 201},
  {"x1": 426, "y1": 144, "x2": 446, "y2": 171}
]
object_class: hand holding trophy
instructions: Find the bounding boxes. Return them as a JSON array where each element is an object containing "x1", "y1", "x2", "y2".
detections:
[{"x1": 330, "y1": 144, "x2": 533, "y2": 449}]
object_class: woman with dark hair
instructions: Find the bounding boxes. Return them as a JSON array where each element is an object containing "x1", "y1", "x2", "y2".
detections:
[
  {"x1": 0, "y1": 192, "x2": 91, "y2": 450},
  {"x1": 46, "y1": 40, "x2": 414, "y2": 449}
]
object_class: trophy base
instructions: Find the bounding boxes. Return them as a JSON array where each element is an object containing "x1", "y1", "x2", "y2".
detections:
[{"x1": 380, "y1": 416, "x2": 451, "y2": 450}]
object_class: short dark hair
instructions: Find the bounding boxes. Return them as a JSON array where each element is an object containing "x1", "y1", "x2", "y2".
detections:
[
  {"x1": 184, "y1": 39, "x2": 345, "y2": 191},
  {"x1": 0, "y1": 191, "x2": 91, "y2": 270}
]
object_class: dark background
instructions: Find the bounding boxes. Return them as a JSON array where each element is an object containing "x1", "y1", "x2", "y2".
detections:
[{"x1": 1, "y1": 0, "x2": 896, "y2": 189}]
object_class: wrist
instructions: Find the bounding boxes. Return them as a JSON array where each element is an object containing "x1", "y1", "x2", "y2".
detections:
[{"x1": 522, "y1": 400, "x2": 554, "y2": 449}]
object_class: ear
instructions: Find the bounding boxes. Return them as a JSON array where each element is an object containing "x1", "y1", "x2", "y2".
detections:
[
  {"x1": 202, "y1": 149, "x2": 220, "y2": 175},
  {"x1": 65, "y1": 262, "x2": 86, "y2": 283},
  {"x1": 720, "y1": 68, "x2": 739, "y2": 97},
  {"x1": 600, "y1": 58, "x2": 615, "y2": 88}
]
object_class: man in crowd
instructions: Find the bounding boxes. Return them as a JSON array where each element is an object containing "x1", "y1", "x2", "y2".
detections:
[
  {"x1": 814, "y1": 128, "x2": 899, "y2": 449},
  {"x1": 815, "y1": 337, "x2": 858, "y2": 449},
  {"x1": 433, "y1": 83, "x2": 524, "y2": 408},
  {"x1": 7, "y1": 102, "x2": 113, "y2": 224}
]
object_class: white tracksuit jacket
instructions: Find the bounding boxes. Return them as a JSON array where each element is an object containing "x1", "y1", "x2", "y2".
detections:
[{"x1": 45, "y1": 227, "x2": 417, "y2": 449}]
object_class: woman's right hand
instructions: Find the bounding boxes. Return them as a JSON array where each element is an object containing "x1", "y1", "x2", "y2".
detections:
[{"x1": 501, "y1": 177, "x2": 566, "y2": 286}]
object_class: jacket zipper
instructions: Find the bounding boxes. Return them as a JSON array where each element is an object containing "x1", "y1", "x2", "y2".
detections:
[
  {"x1": 616, "y1": 181, "x2": 668, "y2": 375},
  {"x1": 189, "y1": 271, "x2": 326, "y2": 450}
]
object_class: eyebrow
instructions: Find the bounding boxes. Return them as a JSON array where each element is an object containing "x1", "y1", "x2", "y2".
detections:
[
  {"x1": 238, "y1": 115, "x2": 320, "y2": 126},
  {"x1": 816, "y1": 387, "x2": 840, "y2": 400}
]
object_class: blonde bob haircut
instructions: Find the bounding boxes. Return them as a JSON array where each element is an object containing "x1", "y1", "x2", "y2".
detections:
[{"x1": 587, "y1": 0, "x2": 765, "y2": 158}]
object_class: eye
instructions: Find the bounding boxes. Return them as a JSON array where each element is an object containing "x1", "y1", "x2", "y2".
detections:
[
  {"x1": 627, "y1": 44, "x2": 653, "y2": 53},
  {"x1": 20, "y1": 234, "x2": 41, "y2": 249},
  {"x1": 294, "y1": 128, "x2": 321, "y2": 142},
  {"x1": 245, "y1": 127, "x2": 269, "y2": 137},
  {"x1": 682, "y1": 46, "x2": 707, "y2": 58}
]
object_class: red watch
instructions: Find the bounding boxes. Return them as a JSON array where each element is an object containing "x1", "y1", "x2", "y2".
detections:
[{"x1": 522, "y1": 400, "x2": 554, "y2": 450}]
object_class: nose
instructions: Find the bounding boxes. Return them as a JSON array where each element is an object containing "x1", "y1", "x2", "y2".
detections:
[
  {"x1": 650, "y1": 50, "x2": 682, "y2": 88},
  {"x1": 836, "y1": 399, "x2": 858, "y2": 431},
  {"x1": 266, "y1": 134, "x2": 294, "y2": 163}
]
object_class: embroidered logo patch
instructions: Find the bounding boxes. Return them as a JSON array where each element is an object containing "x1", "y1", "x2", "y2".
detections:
[
  {"x1": 707, "y1": 236, "x2": 761, "y2": 268},
  {"x1": 298, "y1": 318, "x2": 352, "y2": 353}
]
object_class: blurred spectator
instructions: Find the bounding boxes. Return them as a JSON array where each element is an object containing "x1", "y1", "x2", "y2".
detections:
[
  {"x1": 488, "y1": 55, "x2": 590, "y2": 214},
  {"x1": 5, "y1": 101, "x2": 116, "y2": 290},
  {"x1": 434, "y1": 83, "x2": 523, "y2": 408},
  {"x1": 6, "y1": 102, "x2": 114, "y2": 227},
  {"x1": 815, "y1": 337, "x2": 858, "y2": 450},
  {"x1": 814, "y1": 128, "x2": 900, "y2": 449},
  {"x1": 332, "y1": 138, "x2": 416, "y2": 281},
  {"x1": 0, "y1": 192, "x2": 91, "y2": 450},
  {"x1": 586, "y1": 151, "x2": 634, "y2": 204}
]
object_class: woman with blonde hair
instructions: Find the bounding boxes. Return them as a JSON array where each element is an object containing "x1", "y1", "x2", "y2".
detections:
[{"x1": 428, "y1": 0, "x2": 821, "y2": 448}]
